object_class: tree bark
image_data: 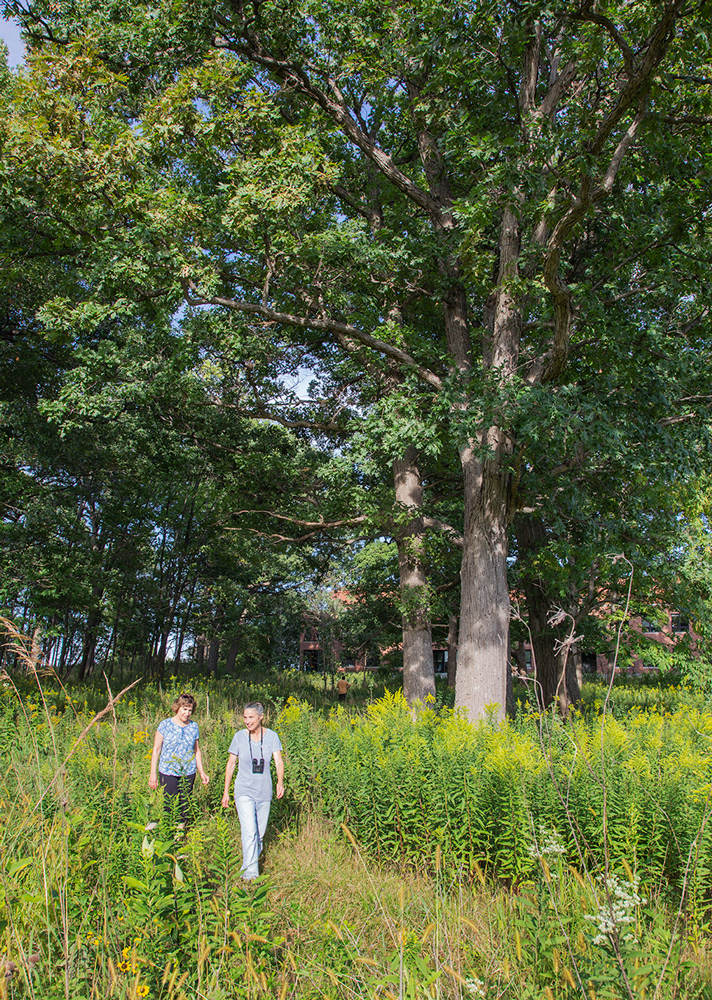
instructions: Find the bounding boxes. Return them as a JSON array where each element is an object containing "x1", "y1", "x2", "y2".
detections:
[
  {"x1": 155, "y1": 630, "x2": 170, "y2": 676},
  {"x1": 78, "y1": 605, "x2": 102, "y2": 681},
  {"x1": 393, "y1": 446, "x2": 435, "y2": 705},
  {"x1": 446, "y1": 613, "x2": 458, "y2": 689},
  {"x1": 453, "y1": 195, "x2": 523, "y2": 720},
  {"x1": 225, "y1": 637, "x2": 240, "y2": 674},
  {"x1": 516, "y1": 513, "x2": 584, "y2": 715},
  {"x1": 559, "y1": 644, "x2": 582, "y2": 717},
  {"x1": 455, "y1": 451, "x2": 510, "y2": 718},
  {"x1": 515, "y1": 514, "x2": 559, "y2": 709},
  {"x1": 207, "y1": 637, "x2": 220, "y2": 676}
]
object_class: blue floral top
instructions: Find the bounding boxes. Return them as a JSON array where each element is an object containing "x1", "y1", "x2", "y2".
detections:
[{"x1": 157, "y1": 718, "x2": 199, "y2": 776}]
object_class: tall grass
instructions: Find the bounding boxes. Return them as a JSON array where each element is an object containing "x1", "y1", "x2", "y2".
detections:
[
  {"x1": 279, "y1": 691, "x2": 712, "y2": 893},
  {"x1": 1, "y1": 619, "x2": 712, "y2": 998}
]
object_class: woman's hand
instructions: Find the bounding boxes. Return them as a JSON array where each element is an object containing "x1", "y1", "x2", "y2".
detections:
[
  {"x1": 199, "y1": 770, "x2": 210, "y2": 786},
  {"x1": 274, "y1": 751, "x2": 285, "y2": 799},
  {"x1": 148, "y1": 731, "x2": 163, "y2": 791},
  {"x1": 221, "y1": 791, "x2": 231, "y2": 808}
]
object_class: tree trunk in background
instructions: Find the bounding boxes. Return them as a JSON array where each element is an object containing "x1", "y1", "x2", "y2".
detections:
[
  {"x1": 195, "y1": 637, "x2": 206, "y2": 671},
  {"x1": 558, "y1": 644, "x2": 582, "y2": 717},
  {"x1": 78, "y1": 606, "x2": 103, "y2": 681},
  {"x1": 571, "y1": 641, "x2": 583, "y2": 694},
  {"x1": 225, "y1": 638, "x2": 240, "y2": 674},
  {"x1": 516, "y1": 513, "x2": 584, "y2": 714},
  {"x1": 207, "y1": 637, "x2": 220, "y2": 676},
  {"x1": 156, "y1": 630, "x2": 170, "y2": 676},
  {"x1": 393, "y1": 446, "x2": 435, "y2": 705},
  {"x1": 58, "y1": 629, "x2": 73, "y2": 675},
  {"x1": 174, "y1": 631, "x2": 185, "y2": 665},
  {"x1": 446, "y1": 613, "x2": 458, "y2": 688},
  {"x1": 515, "y1": 513, "x2": 559, "y2": 709}
]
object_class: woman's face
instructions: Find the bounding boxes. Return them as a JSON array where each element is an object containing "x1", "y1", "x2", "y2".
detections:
[
  {"x1": 243, "y1": 709, "x2": 263, "y2": 733},
  {"x1": 176, "y1": 703, "x2": 193, "y2": 724}
]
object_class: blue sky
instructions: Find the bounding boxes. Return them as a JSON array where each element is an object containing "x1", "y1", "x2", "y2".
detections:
[{"x1": 1, "y1": 16, "x2": 24, "y2": 66}]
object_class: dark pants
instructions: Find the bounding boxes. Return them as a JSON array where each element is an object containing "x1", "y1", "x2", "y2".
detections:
[{"x1": 159, "y1": 772, "x2": 196, "y2": 824}]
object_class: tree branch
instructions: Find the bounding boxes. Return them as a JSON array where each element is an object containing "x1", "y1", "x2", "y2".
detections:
[
  {"x1": 570, "y1": 10, "x2": 635, "y2": 76},
  {"x1": 195, "y1": 399, "x2": 348, "y2": 435},
  {"x1": 332, "y1": 183, "x2": 383, "y2": 229},
  {"x1": 529, "y1": 104, "x2": 647, "y2": 384},
  {"x1": 219, "y1": 35, "x2": 445, "y2": 224},
  {"x1": 596, "y1": 110, "x2": 647, "y2": 196},
  {"x1": 421, "y1": 516, "x2": 464, "y2": 548},
  {"x1": 229, "y1": 510, "x2": 369, "y2": 530},
  {"x1": 181, "y1": 279, "x2": 443, "y2": 390},
  {"x1": 534, "y1": 61, "x2": 578, "y2": 119},
  {"x1": 584, "y1": 1, "x2": 685, "y2": 157},
  {"x1": 679, "y1": 308, "x2": 710, "y2": 336}
]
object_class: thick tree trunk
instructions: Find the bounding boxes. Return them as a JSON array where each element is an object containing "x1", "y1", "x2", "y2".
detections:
[
  {"x1": 393, "y1": 446, "x2": 435, "y2": 705},
  {"x1": 207, "y1": 637, "x2": 220, "y2": 676},
  {"x1": 453, "y1": 201, "x2": 522, "y2": 720},
  {"x1": 225, "y1": 637, "x2": 240, "y2": 674},
  {"x1": 516, "y1": 514, "x2": 559, "y2": 709},
  {"x1": 446, "y1": 613, "x2": 458, "y2": 688},
  {"x1": 455, "y1": 452, "x2": 510, "y2": 719}
]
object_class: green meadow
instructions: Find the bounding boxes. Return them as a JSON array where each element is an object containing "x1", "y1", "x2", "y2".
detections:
[{"x1": 1, "y1": 665, "x2": 712, "y2": 1000}]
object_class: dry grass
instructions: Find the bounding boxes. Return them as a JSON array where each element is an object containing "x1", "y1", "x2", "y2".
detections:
[{"x1": 264, "y1": 812, "x2": 496, "y2": 989}]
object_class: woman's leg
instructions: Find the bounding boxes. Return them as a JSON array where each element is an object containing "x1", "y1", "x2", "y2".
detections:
[
  {"x1": 177, "y1": 773, "x2": 196, "y2": 825},
  {"x1": 255, "y1": 800, "x2": 272, "y2": 858},
  {"x1": 159, "y1": 773, "x2": 180, "y2": 819},
  {"x1": 235, "y1": 796, "x2": 272, "y2": 879}
]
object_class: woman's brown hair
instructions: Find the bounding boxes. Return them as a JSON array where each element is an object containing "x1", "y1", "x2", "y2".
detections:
[{"x1": 172, "y1": 692, "x2": 197, "y2": 713}]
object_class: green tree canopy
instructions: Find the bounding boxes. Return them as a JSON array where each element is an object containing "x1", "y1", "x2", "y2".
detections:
[{"x1": 4, "y1": 0, "x2": 712, "y2": 714}]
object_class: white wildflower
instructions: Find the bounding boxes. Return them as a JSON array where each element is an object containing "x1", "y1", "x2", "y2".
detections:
[
  {"x1": 528, "y1": 825, "x2": 566, "y2": 861},
  {"x1": 584, "y1": 873, "x2": 646, "y2": 946},
  {"x1": 464, "y1": 977, "x2": 485, "y2": 998}
]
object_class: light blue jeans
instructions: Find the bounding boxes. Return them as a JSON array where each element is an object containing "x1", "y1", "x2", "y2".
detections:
[{"x1": 235, "y1": 795, "x2": 272, "y2": 879}]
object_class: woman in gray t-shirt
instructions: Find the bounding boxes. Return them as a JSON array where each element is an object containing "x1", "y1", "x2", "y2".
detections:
[{"x1": 221, "y1": 702, "x2": 284, "y2": 880}]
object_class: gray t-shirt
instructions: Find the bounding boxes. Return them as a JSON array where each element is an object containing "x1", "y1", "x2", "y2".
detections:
[{"x1": 228, "y1": 727, "x2": 282, "y2": 802}]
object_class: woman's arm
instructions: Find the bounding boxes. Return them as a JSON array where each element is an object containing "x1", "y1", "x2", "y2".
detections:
[
  {"x1": 148, "y1": 731, "x2": 163, "y2": 790},
  {"x1": 194, "y1": 741, "x2": 209, "y2": 785},
  {"x1": 221, "y1": 753, "x2": 238, "y2": 807},
  {"x1": 273, "y1": 750, "x2": 285, "y2": 799}
]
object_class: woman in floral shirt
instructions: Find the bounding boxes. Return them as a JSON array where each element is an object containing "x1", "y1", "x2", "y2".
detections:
[{"x1": 149, "y1": 693, "x2": 209, "y2": 824}]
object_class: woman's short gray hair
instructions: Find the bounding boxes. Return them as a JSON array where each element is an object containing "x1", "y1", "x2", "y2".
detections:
[{"x1": 244, "y1": 702, "x2": 265, "y2": 717}]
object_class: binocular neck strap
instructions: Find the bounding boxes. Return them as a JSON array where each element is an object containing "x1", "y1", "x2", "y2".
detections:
[{"x1": 250, "y1": 729, "x2": 264, "y2": 761}]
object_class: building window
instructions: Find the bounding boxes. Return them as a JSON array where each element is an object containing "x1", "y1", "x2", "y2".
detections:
[{"x1": 671, "y1": 614, "x2": 690, "y2": 634}]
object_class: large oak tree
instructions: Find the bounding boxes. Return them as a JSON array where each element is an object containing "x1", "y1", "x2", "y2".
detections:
[{"x1": 5, "y1": 0, "x2": 712, "y2": 715}]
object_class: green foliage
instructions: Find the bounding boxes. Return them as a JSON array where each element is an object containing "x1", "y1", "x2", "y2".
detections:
[
  {"x1": 6, "y1": 0, "x2": 712, "y2": 723},
  {"x1": 2, "y1": 668, "x2": 712, "y2": 997},
  {"x1": 280, "y1": 689, "x2": 712, "y2": 897}
]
